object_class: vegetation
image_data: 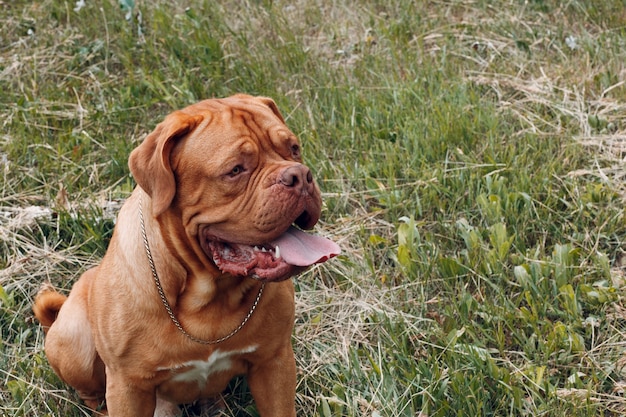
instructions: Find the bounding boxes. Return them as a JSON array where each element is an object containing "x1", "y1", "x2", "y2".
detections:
[{"x1": 2, "y1": 0, "x2": 626, "y2": 415}]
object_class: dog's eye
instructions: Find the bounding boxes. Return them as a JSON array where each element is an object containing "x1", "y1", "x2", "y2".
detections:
[
  {"x1": 229, "y1": 165, "x2": 244, "y2": 177},
  {"x1": 291, "y1": 144, "x2": 301, "y2": 159}
]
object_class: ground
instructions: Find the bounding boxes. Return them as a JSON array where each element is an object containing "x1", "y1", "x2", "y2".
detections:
[{"x1": 2, "y1": 1, "x2": 626, "y2": 416}]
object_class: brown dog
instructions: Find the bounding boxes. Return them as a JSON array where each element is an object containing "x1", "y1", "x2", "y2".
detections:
[{"x1": 33, "y1": 94, "x2": 340, "y2": 417}]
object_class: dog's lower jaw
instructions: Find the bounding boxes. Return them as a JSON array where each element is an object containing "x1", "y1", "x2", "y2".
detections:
[{"x1": 206, "y1": 239, "x2": 301, "y2": 282}]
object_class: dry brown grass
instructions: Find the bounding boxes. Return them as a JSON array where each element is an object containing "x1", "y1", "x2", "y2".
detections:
[{"x1": 3, "y1": 1, "x2": 626, "y2": 416}]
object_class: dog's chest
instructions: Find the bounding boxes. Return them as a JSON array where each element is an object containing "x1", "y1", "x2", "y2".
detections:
[{"x1": 161, "y1": 345, "x2": 257, "y2": 387}]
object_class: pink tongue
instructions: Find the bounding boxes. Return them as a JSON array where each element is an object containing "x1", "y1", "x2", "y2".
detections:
[{"x1": 271, "y1": 226, "x2": 341, "y2": 267}]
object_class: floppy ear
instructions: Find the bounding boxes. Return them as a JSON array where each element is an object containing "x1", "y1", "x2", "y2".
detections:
[
  {"x1": 228, "y1": 94, "x2": 286, "y2": 124},
  {"x1": 129, "y1": 111, "x2": 204, "y2": 216},
  {"x1": 256, "y1": 96, "x2": 286, "y2": 124}
]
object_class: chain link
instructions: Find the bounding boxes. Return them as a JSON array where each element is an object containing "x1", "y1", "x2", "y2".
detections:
[{"x1": 138, "y1": 193, "x2": 264, "y2": 345}]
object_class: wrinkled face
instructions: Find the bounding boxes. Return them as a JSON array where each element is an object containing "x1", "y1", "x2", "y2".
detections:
[
  {"x1": 129, "y1": 95, "x2": 339, "y2": 282},
  {"x1": 172, "y1": 101, "x2": 321, "y2": 245}
]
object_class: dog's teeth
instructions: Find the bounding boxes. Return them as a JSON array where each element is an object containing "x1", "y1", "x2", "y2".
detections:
[
  {"x1": 275, "y1": 245, "x2": 281, "y2": 259},
  {"x1": 261, "y1": 247, "x2": 267, "y2": 252}
]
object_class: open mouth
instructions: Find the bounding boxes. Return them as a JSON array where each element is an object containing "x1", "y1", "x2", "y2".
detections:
[{"x1": 204, "y1": 226, "x2": 340, "y2": 282}]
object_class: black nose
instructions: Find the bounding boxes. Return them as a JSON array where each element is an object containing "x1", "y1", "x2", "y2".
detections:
[{"x1": 279, "y1": 164, "x2": 314, "y2": 191}]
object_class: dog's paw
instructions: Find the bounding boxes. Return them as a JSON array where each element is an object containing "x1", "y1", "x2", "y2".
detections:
[{"x1": 154, "y1": 397, "x2": 182, "y2": 417}]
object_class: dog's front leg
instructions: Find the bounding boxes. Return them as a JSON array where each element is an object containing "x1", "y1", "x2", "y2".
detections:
[
  {"x1": 105, "y1": 372, "x2": 157, "y2": 417},
  {"x1": 247, "y1": 345, "x2": 297, "y2": 417}
]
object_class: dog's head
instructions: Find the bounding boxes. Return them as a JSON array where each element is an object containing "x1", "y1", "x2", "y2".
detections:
[{"x1": 129, "y1": 94, "x2": 339, "y2": 281}]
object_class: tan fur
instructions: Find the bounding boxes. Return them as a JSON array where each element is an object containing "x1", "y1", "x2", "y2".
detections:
[
  {"x1": 32, "y1": 95, "x2": 322, "y2": 417},
  {"x1": 33, "y1": 285, "x2": 67, "y2": 331}
]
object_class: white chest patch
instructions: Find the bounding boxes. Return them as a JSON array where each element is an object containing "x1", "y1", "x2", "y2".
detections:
[{"x1": 165, "y1": 345, "x2": 258, "y2": 387}]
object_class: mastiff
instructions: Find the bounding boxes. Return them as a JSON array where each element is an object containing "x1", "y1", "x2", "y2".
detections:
[{"x1": 33, "y1": 94, "x2": 340, "y2": 416}]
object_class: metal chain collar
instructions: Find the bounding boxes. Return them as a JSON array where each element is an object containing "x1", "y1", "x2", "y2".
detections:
[{"x1": 138, "y1": 193, "x2": 264, "y2": 345}]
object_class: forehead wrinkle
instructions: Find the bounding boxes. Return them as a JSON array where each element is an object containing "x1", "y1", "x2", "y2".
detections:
[
  {"x1": 239, "y1": 110, "x2": 270, "y2": 147},
  {"x1": 227, "y1": 106, "x2": 283, "y2": 149},
  {"x1": 221, "y1": 139, "x2": 257, "y2": 171}
]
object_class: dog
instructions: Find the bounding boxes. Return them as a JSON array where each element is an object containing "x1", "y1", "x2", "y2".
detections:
[{"x1": 33, "y1": 94, "x2": 340, "y2": 416}]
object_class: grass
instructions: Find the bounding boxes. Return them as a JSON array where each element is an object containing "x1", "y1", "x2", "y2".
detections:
[{"x1": 2, "y1": 0, "x2": 626, "y2": 415}]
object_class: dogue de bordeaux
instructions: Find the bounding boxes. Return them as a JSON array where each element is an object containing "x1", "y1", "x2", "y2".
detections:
[{"x1": 33, "y1": 94, "x2": 340, "y2": 417}]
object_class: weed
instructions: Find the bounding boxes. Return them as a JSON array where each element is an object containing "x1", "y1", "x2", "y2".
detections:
[{"x1": 2, "y1": 0, "x2": 626, "y2": 416}]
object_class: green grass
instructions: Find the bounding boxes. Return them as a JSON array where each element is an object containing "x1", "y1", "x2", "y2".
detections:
[{"x1": 2, "y1": 0, "x2": 626, "y2": 415}]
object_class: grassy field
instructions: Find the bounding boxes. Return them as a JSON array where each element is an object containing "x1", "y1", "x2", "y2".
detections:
[{"x1": 2, "y1": 0, "x2": 626, "y2": 415}]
